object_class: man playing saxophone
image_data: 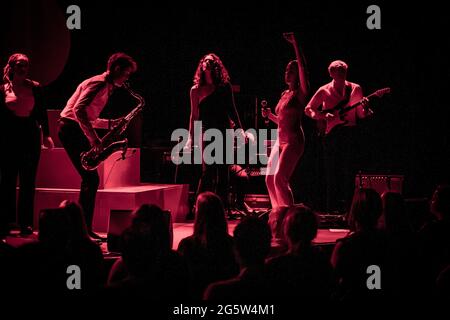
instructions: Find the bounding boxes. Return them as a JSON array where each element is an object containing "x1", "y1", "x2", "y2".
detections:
[{"x1": 58, "y1": 52, "x2": 137, "y2": 241}]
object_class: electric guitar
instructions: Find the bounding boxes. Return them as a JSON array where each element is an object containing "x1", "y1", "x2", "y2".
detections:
[{"x1": 318, "y1": 87, "x2": 391, "y2": 136}]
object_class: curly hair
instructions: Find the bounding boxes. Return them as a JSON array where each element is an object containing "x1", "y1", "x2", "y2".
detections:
[
  {"x1": 107, "y1": 52, "x2": 137, "y2": 73},
  {"x1": 193, "y1": 53, "x2": 230, "y2": 86},
  {"x1": 3, "y1": 53, "x2": 29, "y2": 90}
]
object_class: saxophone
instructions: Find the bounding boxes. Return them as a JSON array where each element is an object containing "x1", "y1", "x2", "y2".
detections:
[{"x1": 80, "y1": 83, "x2": 145, "y2": 171}]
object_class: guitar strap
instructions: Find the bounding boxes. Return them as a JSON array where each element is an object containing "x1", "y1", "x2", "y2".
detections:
[
  {"x1": 331, "y1": 83, "x2": 352, "y2": 112},
  {"x1": 317, "y1": 83, "x2": 352, "y2": 136}
]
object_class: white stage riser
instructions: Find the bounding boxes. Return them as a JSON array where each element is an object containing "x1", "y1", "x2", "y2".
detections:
[{"x1": 33, "y1": 184, "x2": 190, "y2": 233}]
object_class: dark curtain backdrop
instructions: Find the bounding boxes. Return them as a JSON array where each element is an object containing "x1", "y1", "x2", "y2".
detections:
[{"x1": 1, "y1": 1, "x2": 448, "y2": 202}]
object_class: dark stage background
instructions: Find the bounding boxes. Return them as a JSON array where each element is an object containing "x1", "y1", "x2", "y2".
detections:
[{"x1": 2, "y1": 1, "x2": 449, "y2": 207}]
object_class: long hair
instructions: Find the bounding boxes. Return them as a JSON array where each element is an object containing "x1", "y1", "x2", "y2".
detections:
[
  {"x1": 131, "y1": 204, "x2": 172, "y2": 251},
  {"x1": 59, "y1": 200, "x2": 90, "y2": 241},
  {"x1": 431, "y1": 184, "x2": 450, "y2": 219},
  {"x1": 120, "y1": 204, "x2": 172, "y2": 277},
  {"x1": 38, "y1": 208, "x2": 72, "y2": 249},
  {"x1": 193, "y1": 53, "x2": 230, "y2": 86},
  {"x1": 193, "y1": 192, "x2": 229, "y2": 249},
  {"x1": 286, "y1": 60, "x2": 300, "y2": 89},
  {"x1": 2, "y1": 53, "x2": 29, "y2": 90},
  {"x1": 347, "y1": 188, "x2": 382, "y2": 232},
  {"x1": 381, "y1": 192, "x2": 412, "y2": 235}
]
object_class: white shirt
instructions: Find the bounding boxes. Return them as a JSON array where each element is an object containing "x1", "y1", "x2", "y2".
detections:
[
  {"x1": 4, "y1": 85, "x2": 35, "y2": 117},
  {"x1": 61, "y1": 72, "x2": 114, "y2": 142}
]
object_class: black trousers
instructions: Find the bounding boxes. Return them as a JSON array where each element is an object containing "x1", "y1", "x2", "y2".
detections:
[
  {"x1": 197, "y1": 163, "x2": 230, "y2": 207},
  {"x1": 57, "y1": 118, "x2": 99, "y2": 230},
  {"x1": 0, "y1": 118, "x2": 41, "y2": 233},
  {"x1": 196, "y1": 147, "x2": 249, "y2": 211},
  {"x1": 323, "y1": 126, "x2": 361, "y2": 212}
]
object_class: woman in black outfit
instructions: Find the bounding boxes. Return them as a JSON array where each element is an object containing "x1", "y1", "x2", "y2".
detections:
[
  {"x1": 186, "y1": 53, "x2": 248, "y2": 206},
  {"x1": 0, "y1": 53, "x2": 54, "y2": 237}
]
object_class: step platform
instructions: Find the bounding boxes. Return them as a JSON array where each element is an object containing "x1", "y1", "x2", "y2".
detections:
[
  {"x1": 31, "y1": 147, "x2": 189, "y2": 233},
  {"x1": 36, "y1": 148, "x2": 141, "y2": 189},
  {"x1": 34, "y1": 184, "x2": 189, "y2": 233}
]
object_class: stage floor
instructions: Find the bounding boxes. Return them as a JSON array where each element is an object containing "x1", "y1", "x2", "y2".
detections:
[{"x1": 4, "y1": 222, "x2": 349, "y2": 252}]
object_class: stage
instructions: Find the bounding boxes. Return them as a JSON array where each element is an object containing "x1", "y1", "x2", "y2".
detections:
[
  {"x1": 28, "y1": 147, "x2": 191, "y2": 233},
  {"x1": 5, "y1": 222, "x2": 349, "y2": 252}
]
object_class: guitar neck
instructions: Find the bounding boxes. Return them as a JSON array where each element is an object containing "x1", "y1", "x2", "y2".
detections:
[{"x1": 341, "y1": 91, "x2": 378, "y2": 114}]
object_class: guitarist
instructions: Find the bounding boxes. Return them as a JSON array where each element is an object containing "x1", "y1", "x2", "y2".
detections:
[
  {"x1": 305, "y1": 60, "x2": 373, "y2": 212},
  {"x1": 58, "y1": 52, "x2": 137, "y2": 241}
]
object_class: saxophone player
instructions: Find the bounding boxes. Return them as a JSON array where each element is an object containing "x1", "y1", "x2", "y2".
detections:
[{"x1": 58, "y1": 52, "x2": 137, "y2": 241}]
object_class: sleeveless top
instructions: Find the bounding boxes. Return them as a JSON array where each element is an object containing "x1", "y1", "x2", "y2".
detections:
[
  {"x1": 4, "y1": 85, "x2": 35, "y2": 117},
  {"x1": 198, "y1": 83, "x2": 237, "y2": 132},
  {"x1": 0, "y1": 81, "x2": 49, "y2": 136},
  {"x1": 275, "y1": 90, "x2": 304, "y2": 144}
]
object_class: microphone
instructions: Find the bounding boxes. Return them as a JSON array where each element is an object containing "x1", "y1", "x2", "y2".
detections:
[{"x1": 261, "y1": 100, "x2": 269, "y2": 125}]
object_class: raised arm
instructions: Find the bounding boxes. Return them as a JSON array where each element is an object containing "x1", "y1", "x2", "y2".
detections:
[{"x1": 283, "y1": 32, "x2": 309, "y2": 103}]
